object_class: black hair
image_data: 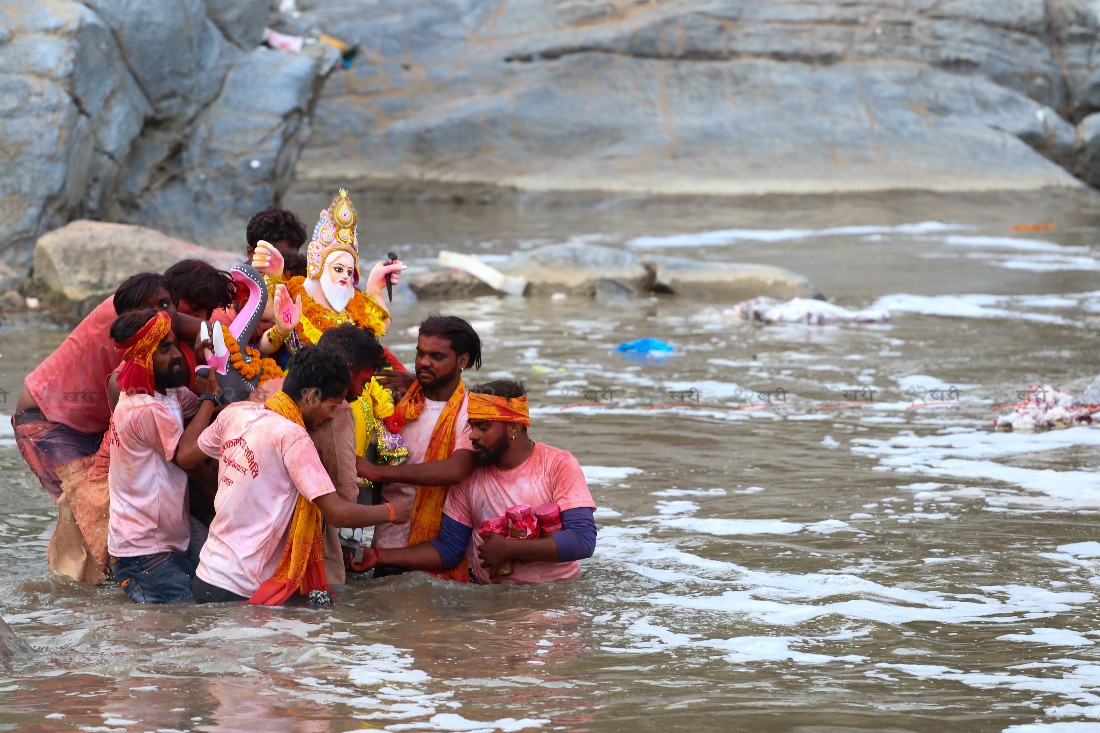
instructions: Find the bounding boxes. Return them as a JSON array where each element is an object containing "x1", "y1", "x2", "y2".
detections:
[
  {"x1": 471, "y1": 379, "x2": 526, "y2": 399},
  {"x1": 418, "y1": 314, "x2": 482, "y2": 370},
  {"x1": 246, "y1": 207, "x2": 307, "y2": 250},
  {"x1": 316, "y1": 322, "x2": 386, "y2": 373},
  {"x1": 282, "y1": 344, "x2": 350, "y2": 403},
  {"x1": 282, "y1": 250, "x2": 308, "y2": 279},
  {"x1": 110, "y1": 308, "x2": 160, "y2": 345},
  {"x1": 164, "y1": 260, "x2": 236, "y2": 313},
  {"x1": 114, "y1": 273, "x2": 169, "y2": 316}
]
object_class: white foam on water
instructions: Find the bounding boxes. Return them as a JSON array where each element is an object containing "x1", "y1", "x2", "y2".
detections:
[
  {"x1": 597, "y1": 528, "x2": 1092, "y2": 627},
  {"x1": 807, "y1": 519, "x2": 855, "y2": 534},
  {"x1": 661, "y1": 379, "x2": 753, "y2": 401},
  {"x1": 626, "y1": 221, "x2": 961, "y2": 249},
  {"x1": 606, "y1": 616, "x2": 865, "y2": 666},
  {"x1": 998, "y1": 256, "x2": 1100, "y2": 272},
  {"x1": 388, "y1": 714, "x2": 551, "y2": 732},
  {"x1": 653, "y1": 488, "x2": 728, "y2": 497},
  {"x1": 873, "y1": 294, "x2": 1071, "y2": 325},
  {"x1": 1058, "y1": 542, "x2": 1100, "y2": 559},
  {"x1": 582, "y1": 466, "x2": 644, "y2": 485},
  {"x1": 1004, "y1": 724, "x2": 1100, "y2": 732},
  {"x1": 852, "y1": 427, "x2": 1100, "y2": 505},
  {"x1": 882, "y1": 659, "x2": 1100, "y2": 722},
  {"x1": 658, "y1": 516, "x2": 806, "y2": 536},
  {"x1": 997, "y1": 629, "x2": 1095, "y2": 647},
  {"x1": 942, "y1": 235, "x2": 1071, "y2": 252}
]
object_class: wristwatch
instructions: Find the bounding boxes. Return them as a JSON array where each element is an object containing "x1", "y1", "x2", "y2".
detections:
[{"x1": 199, "y1": 393, "x2": 222, "y2": 407}]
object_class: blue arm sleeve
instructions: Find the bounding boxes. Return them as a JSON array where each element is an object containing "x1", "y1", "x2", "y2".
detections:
[
  {"x1": 551, "y1": 507, "x2": 597, "y2": 562},
  {"x1": 429, "y1": 515, "x2": 474, "y2": 569}
]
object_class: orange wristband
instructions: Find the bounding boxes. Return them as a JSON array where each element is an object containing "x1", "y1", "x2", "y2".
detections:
[{"x1": 385, "y1": 502, "x2": 395, "y2": 523}]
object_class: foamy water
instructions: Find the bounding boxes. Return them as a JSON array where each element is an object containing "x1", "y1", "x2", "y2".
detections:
[{"x1": 4, "y1": 196, "x2": 1100, "y2": 731}]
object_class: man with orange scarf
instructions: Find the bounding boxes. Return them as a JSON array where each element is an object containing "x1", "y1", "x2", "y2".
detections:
[
  {"x1": 176, "y1": 344, "x2": 411, "y2": 605},
  {"x1": 349, "y1": 380, "x2": 598, "y2": 584},
  {"x1": 355, "y1": 315, "x2": 483, "y2": 581},
  {"x1": 108, "y1": 309, "x2": 221, "y2": 603}
]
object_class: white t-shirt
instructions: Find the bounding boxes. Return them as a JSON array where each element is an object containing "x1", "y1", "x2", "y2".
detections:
[
  {"x1": 108, "y1": 388, "x2": 198, "y2": 557},
  {"x1": 373, "y1": 393, "x2": 473, "y2": 549},
  {"x1": 195, "y1": 401, "x2": 336, "y2": 597}
]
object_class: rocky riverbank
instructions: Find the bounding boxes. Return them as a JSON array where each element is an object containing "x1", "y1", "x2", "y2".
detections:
[
  {"x1": 0, "y1": 0, "x2": 336, "y2": 274},
  {"x1": 294, "y1": 0, "x2": 1100, "y2": 200}
]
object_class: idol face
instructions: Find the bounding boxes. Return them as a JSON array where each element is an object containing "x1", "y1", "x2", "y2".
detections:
[{"x1": 319, "y1": 251, "x2": 355, "y2": 312}]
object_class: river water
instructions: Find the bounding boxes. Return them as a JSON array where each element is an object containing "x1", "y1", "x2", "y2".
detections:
[{"x1": 3, "y1": 189, "x2": 1100, "y2": 732}]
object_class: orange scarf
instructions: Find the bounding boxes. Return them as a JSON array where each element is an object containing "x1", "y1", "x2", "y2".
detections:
[
  {"x1": 115, "y1": 311, "x2": 172, "y2": 396},
  {"x1": 393, "y1": 380, "x2": 470, "y2": 583},
  {"x1": 249, "y1": 390, "x2": 332, "y2": 605},
  {"x1": 467, "y1": 393, "x2": 530, "y2": 427}
]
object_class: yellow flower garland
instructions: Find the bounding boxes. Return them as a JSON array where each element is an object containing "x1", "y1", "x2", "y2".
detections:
[
  {"x1": 281, "y1": 276, "x2": 389, "y2": 341},
  {"x1": 219, "y1": 325, "x2": 283, "y2": 384}
]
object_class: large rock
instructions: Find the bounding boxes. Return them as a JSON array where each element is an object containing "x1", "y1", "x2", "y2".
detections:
[
  {"x1": 0, "y1": 0, "x2": 335, "y2": 271},
  {"x1": 497, "y1": 243, "x2": 655, "y2": 296},
  {"x1": 407, "y1": 243, "x2": 820, "y2": 301},
  {"x1": 644, "y1": 256, "x2": 819, "y2": 301},
  {"x1": 30, "y1": 220, "x2": 241, "y2": 317},
  {"x1": 293, "y1": 0, "x2": 1100, "y2": 198}
]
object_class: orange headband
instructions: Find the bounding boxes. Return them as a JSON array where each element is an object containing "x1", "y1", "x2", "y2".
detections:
[
  {"x1": 467, "y1": 392, "x2": 530, "y2": 427},
  {"x1": 115, "y1": 311, "x2": 173, "y2": 395}
]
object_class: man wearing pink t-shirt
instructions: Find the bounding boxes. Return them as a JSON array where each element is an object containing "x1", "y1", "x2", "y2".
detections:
[
  {"x1": 352, "y1": 380, "x2": 598, "y2": 584},
  {"x1": 107, "y1": 309, "x2": 221, "y2": 603},
  {"x1": 176, "y1": 345, "x2": 411, "y2": 604},
  {"x1": 14, "y1": 273, "x2": 178, "y2": 503}
]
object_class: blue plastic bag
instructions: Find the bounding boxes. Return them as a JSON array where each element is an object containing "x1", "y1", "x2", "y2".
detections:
[{"x1": 616, "y1": 338, "x2": 675, "y2": 365}]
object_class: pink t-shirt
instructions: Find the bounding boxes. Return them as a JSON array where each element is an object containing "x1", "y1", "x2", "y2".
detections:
[
  {"x1": 195, "y1": 401, "x2": 337, "y2": 597},
  {"x1": 24, "y1": 297, "x2": 120, "y2": 435},
  {"x1": 444, "y1": 442, "x2": 596, "y2": 585},
  {"x1": 107, "y1": 388, "x2": 199, "y2": 557},
  {"x1": 373, "y1": 393, "x2": 472, "y2": 549}
]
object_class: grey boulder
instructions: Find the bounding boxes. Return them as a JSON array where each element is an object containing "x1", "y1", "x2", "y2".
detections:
[{"x1": 31, "y1": 220, "x2": 241, "y2": 318}]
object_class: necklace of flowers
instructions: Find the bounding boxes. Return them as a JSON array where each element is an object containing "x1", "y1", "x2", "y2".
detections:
[
  {"x1": 218, "y1": 324, "x2": 283, "y2": 384},
  {"x1": 282, "y1": 276, "x2": 388, "y2": 339}
]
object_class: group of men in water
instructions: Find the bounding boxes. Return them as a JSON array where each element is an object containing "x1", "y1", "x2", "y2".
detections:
[{"x1": 11, "y1": 191, "x2": 597, "y2": 605}]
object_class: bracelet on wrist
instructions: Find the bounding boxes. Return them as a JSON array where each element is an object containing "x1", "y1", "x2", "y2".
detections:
[
  {"x1": 385, "y1": 502, "x2": 395, "y2": 523},
  {"x1": 266, "y1": 326, "x2": 288, "y2": 347}
]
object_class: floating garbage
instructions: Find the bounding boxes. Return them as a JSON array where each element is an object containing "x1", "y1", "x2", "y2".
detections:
[
  {"x1": 616, "y1": 338, "x2": 675, "y2": 365},
  {"x1": 729, "y1": 296, "x2": 889, "y2": 325},
  {"x1": 994, "y1": 383, "x2": 1100, "y2": 432}
]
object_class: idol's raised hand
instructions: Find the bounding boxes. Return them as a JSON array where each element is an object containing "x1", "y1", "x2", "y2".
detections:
[
  {"x1": 365, "y1": 258, "x2": 407, "y2": 304},
  {"x1": 251, "y1": 240, "x2": 285, "y2": 279},
  {"x1": 272, "y1": 283, "x2": 302, "y2": 333}
]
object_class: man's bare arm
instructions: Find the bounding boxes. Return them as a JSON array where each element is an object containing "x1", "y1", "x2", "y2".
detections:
[{"x1": 356, "y1": 448, "x2": 476, "y2": 485}]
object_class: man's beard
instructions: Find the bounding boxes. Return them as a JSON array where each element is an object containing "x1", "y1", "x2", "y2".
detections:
[
  {"x1": 156, "y1": 359, "x2": 189, "y2": 390},
  {"x1": 471, "y1": 440, "x2": 507, "y2": 466},
  {"x1": 310, "y1": 275, "x2": 355, "y2": 313}
]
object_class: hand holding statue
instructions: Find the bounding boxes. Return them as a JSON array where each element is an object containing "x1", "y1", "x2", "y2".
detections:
[
  {"x1": 251, "y1": 240, "x2": 285, "y2": 279},
  {"x1": 193, "y1": 365, "x2": 221, "y2": 398},
  {"x1": 477, "y1": 532, "x2": 515, "y2": 578},
  {"x1": 272, "y1": 283, "x2": 302, "y2": 334}
]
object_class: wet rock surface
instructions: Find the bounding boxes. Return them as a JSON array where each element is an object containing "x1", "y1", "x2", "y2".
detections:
[
  {"x1": 295, "y1": 0, "x2": 1100, "y2": 201},
  {"x1": 0, "y1": 0, "x2": 336, "y2": 271}
]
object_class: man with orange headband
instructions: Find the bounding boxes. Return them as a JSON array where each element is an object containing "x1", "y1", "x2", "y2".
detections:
[
  {"x1": 107, "y1": 309, "x2": 222, "y2": 603},
  {"x1": 351, "y1": 380, "x2": 598, "y2": 584}
]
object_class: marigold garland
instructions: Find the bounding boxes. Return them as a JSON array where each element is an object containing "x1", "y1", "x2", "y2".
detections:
[
  {"x1": 219, "y1": 325, "x2": 283, "y2": 384},
  {"x1": 282, "y1": 276, "x2": 388, "y2": 340}
]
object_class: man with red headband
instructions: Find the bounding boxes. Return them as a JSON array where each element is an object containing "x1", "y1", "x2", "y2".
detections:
[
  {"x1": 107, "y1": 309, "x2": 221, "y2": 603},
  {"x1": 351, "y1": 380, "x2": 598, "y2": 584}
]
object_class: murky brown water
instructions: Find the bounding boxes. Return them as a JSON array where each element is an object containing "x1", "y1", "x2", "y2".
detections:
[{"x1": 3, "y1": 190, "x2": 1100, "y2": 732}]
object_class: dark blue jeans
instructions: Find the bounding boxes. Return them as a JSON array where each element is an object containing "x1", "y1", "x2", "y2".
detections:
[{"x1": 111, "y1": 552, "x2": 195, "y2": 604}]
